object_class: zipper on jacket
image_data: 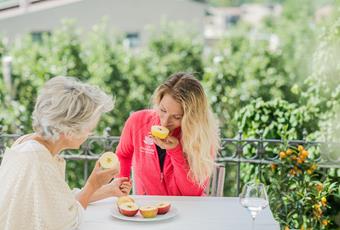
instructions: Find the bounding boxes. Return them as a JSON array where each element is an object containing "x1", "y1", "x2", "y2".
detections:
[
  {"x1": 155, "y1": 144, "x2": 166, "y2": 183},
  {"x1": 160, "y1": 172, "x2": 164, "y2": 183}
]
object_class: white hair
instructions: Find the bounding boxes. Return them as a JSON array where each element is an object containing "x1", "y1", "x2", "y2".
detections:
[{"x1": 32, "y1": 76, "x2": 114, "y2": 141}]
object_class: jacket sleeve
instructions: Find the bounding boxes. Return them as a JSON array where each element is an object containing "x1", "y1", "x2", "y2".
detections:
[
  {"x1": 116, "y1": 115, "x2": 135, "y2": 178},
  {"x1": 165, "y1": 144, "x2": 208, "y2": 196}
]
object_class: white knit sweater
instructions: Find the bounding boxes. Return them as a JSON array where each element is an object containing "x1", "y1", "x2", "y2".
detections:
[{"x1": 0, "y1": 140, "x2": 84, "y2": 230}]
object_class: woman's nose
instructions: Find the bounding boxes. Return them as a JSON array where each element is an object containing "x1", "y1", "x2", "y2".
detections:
[{"x1": 161, "y1": 115, "x2": 170, "y2": 126}]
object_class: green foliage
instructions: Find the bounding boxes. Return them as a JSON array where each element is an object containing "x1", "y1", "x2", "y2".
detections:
[
  {"x1": 303, "y1": 18, "x2": 340, "y2": 144},
  {"x1": 235, "y1": 99, "x2": 339, "y2": 229},
  {"x1": 147, "y1": 21, "x2": 204, "y2": 77},
  {"x1": 265, "y1": 0, "x2": 318, "y2": 85},
  {"x1": 81, "y1": 22, "x2": 132, "y2": 134},
  {"x1": 207, "y1": 0, "x2": 285, "y2": 7},
  {"x1": 268, "y1": 145, "x2": 338, "y2": 229},
  {"x1": 236, "y1": 98, "x2": 319, "y2": 140},
  {"x1": 204, "y1": 34, "x2": 298, "y2": 137},
  {"x1": 2, "y1": 20, "x2": 92, "y2": 132}
]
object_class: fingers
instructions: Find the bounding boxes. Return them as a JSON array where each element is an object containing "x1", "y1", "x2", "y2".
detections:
[
  {"x1": 112, "y1": 167, "x2": 120, "y2": 176},
  {"x1": 120, "y1": 185, "x2": 130, "y2": 190},
  {"x1": 152, "y1": 136, "x2": 166, "y2": 149},
  {"x1": 120, "y1": 184, "x2": 131, "y2": 194},
  {"x1": 119, "y1": 181, "x2": 131, "y2": 187},
  {"x1": 151, "y1": 136, "x2": 160, "y2": 145},
  {"x1": 99, "y1": 168, "x2": 118, "y2": 182},
  {"x1": 165, "y1": 136, "x2": 177, "y2": 144},
  {"x1": 121, "y1": 188, "x2": 130, "y2": 195},
  {"x1": 94, "y1": 160, "x2": 101, "y2": 170},
  {"x1": 114, "y1": 177, "x2": 130, "y2": 183},
  {"x1": 121, "y1": 181, "x2": 131, "y2": 187},
  {"x1": 119, "y1": 181, "x2": 132, "y2": 189}
]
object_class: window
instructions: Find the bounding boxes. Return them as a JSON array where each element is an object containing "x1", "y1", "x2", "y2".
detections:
[
  {"x1": 124, "y1": 32, "x2": 140, "y2": 48},
  {"x1": 30, "y1": 31, "x2": 51, "y2": 42},
  {"x1": 225, "y1": 15, "x2": 239, "y2": 28}
]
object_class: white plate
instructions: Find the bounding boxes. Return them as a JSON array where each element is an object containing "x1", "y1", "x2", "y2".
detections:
[{"x1": 111, "y1": 206, "x2": 178, "y2": 222}]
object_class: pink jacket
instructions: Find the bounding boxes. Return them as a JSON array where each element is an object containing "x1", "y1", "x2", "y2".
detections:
[{"x1": 116, "y1": 109, "x2": 206, "y2": 196}]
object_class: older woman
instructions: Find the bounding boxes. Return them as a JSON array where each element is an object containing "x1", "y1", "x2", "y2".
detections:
[{"x1": 0, "y1": 76, "x2": 131, "y2": 230}]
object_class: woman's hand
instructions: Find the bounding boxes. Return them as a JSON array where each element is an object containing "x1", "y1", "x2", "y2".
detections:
[
  {"x1": 76, "y1": 160, "x2": 119, "y2": 209},
  {"x1": 89, "y1": 177, "x2": 132, "y2": 202},
  {"x1": 87, "y1": 160, "x2": 120, "y2": 191},
  {"x1": 152, "y1": 135, "x2": 179, "y2": 150},
  {"x1": 106, "y1": 177, "x2": 132, "y2": 197}
]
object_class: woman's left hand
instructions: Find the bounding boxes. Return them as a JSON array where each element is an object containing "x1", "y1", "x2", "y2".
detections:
[
  {"x1": 106, "y1": 177, "x2": 132, "y2": 197},
  {"x1": 89, "y1": 177, "x2": 132, "y2": 202},
  {"x1": 152, "y1": 136, "x2": 179, "y2": 150}
]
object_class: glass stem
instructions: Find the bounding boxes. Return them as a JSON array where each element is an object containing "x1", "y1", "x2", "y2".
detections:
[{"x1": 251, "y1": 217, "x2": 255, "y2": 230}]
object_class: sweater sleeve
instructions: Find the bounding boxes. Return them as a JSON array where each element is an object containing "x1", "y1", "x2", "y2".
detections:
[
  {"x1": 166, "y1": 144, "x2": 207, "y2": 196},
  {"x1": 116, "y1": 114, "x2": 135, "y2": 178}
]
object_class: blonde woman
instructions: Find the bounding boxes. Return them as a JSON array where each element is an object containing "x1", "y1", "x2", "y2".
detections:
[
  {"x1": 117, "y1": 72, "x2": 220, "y2": 196},
  {"x1": 0, "y1": 76, "x2": 131, "y2": 230}
]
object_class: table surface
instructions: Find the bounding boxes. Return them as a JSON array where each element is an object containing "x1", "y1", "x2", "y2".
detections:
[{"x1": 79, "y1": 195, "x2": 280, "y2": 230}]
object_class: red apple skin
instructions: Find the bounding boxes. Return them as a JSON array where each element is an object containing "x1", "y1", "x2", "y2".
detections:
[
  {"x1": 157, "y1": 203, "x2": 171, "y2": 214},
  {"x1": 118, "y1": 203, "x2": 139, "y2": 217},
  {"x1": 119, "y1": 208, "x2": 139, "y2": 217}
]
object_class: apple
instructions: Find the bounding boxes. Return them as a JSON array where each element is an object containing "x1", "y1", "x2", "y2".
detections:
[
  {"x1": 99, "y1": 152, "x2": 119, "y2": 169},
  {"x1": 118, "y1": 202, "x2": 139, "y2": 217},
  {"x1": 116, "y1": 196, "x2": 135, "y2": 206},
  {"x1": 156, "y1": 202, "x2": 171, "y2": 214},
  {"x1": 151, "y1": 125, "x2": 169, "y2": 139},
  {"x1": 139, "y1": 205, "x2": 158, "y2": 218}
]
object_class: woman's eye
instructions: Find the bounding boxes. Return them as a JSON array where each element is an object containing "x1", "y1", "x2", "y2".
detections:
[{"x1": 160, "y1": 108, "x2": 166, "y2": 113}]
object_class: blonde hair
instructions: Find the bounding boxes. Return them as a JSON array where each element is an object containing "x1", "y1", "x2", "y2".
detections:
[
  {"x1": 32, "y1": 76, "x2": 114, "y2": 141},
  {"x1": 153, "y1": 72, "x2": 220, "y2": 186}
]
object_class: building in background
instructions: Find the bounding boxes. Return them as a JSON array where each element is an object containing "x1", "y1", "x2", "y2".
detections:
[
  {"x1": 204, "y1": 3, "x2": 282, "y2": 45},
  {"x1": 0, "y1": 0, "x2": 206, "y2": 47}
]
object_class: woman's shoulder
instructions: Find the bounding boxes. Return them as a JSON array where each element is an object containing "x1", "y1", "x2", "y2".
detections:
[
  {"x1": 128, "y1": 109, "x2": 157, "y2": 122},
  {"x1": 0, "y1": 141, "x2": 42, "y2": 172},
  {"x1": 6, "y1": 140, "x2": 48, "y2": 162}
]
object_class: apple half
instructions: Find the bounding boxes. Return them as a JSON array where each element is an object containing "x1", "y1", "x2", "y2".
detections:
[
  {"x1": 118, "y1": 202, "x2": 139, "y2": 217},
  {"x1": 99, "y1": 152, "x2": 119, "y2": 169},
  {"x1": 116, "y1": 196, "x2": 135, "y2": 206},
  {"x1": 156, "y1": 202, "x2": 171, "y2": 214},
  {"x1": 151, "y1": 125, "x2": 169, "y2": 139},
  {"x1": 139, "y1": 205, "x2": 158, "y2": 218}
]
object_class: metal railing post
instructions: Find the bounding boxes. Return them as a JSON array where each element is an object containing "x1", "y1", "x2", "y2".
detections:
[{"x1": 236, "y1": 130, "x2": 242, "y2": 196}]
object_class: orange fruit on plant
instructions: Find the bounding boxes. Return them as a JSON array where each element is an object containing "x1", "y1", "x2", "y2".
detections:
[{"x1": 279, "y1": 151, "x2": 287, "y2": 159}]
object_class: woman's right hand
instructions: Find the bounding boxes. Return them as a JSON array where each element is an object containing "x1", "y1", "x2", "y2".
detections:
[
  {"x1": 86, "y1": 160, "x2": 120, "y2": 191},
  {"x1": 152, "y1": 135, "x2": 179, "y2": 150}
]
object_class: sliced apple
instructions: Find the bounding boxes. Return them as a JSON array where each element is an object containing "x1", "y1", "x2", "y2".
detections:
[
  {"x1": 156, "y1": 202, "x2": 171, "y2": 214},
  {"x1": 139, "y1": 205, "x2": 158, "y2": 218},
  {"x1": 99, "y1": 152, "x2": 119, "y2": 169},
  {"x1": 116, "y1": 196, "x2": 135, "y2": 206},
  {"x1": 151, "y1": 125, "x2": 169, "y2": 139},
  {"x1": 118, "y1": 202, "x2": 139, "y2": 217}
]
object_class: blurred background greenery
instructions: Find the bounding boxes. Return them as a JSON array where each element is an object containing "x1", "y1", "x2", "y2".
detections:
[{"x1": 0, "y1": 0, "x2": 340, "y2": 229}]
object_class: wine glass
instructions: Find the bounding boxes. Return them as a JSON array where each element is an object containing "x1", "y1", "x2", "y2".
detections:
[{"x1": 239, "y1": 182, "x2": 269, "y2": 230}]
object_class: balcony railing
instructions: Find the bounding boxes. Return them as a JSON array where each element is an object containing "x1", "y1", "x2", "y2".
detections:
[{"x1": 1, "y1": 126, "x2": 339, "y2": 196}]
